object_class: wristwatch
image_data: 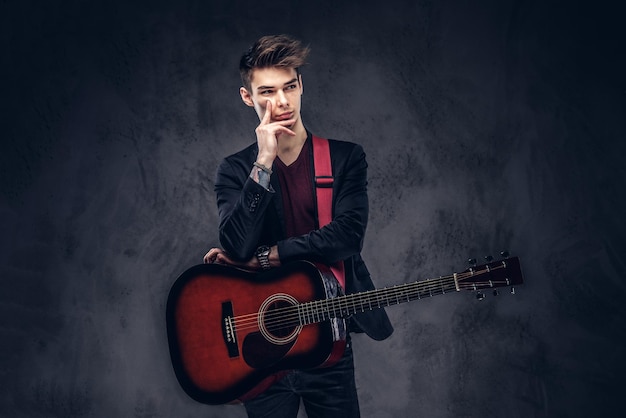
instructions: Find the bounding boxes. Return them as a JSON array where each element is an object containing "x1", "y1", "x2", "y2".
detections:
[{"x1": 255, "y1": 245, "x2": 271, "y2": 270}]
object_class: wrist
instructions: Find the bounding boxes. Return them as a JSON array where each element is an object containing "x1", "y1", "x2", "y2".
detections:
[
  {"x1": 255, "y1": 153, "x2": 275, "y2": 168},
  {"x1": 253, "y1": 161, "x2": 273, "y2": 175},
  {"x1": 269, "y1": 245, "x2": 280, "y2": 267}
]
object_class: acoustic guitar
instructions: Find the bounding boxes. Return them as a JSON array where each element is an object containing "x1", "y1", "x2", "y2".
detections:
[{"x1": 166, "y1": 255, "x2": 523, "y2": 405}]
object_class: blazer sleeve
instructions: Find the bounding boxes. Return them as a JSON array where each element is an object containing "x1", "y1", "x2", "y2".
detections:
[
  {"x1": 277, "y1": 142, "x2": 369, "y2": 264},
  {"x1": 215, "y1": 156, "x2": 275, "y2": 261}
]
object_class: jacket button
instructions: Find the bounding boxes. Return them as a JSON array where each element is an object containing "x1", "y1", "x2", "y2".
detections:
[{"x1": 249, "y1": 193, "x2": 261, "y2": 212}]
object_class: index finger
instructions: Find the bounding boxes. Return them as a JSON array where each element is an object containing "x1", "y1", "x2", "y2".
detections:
[{"x1": 260, "y1": 100, "x2": 272, "y2": 125}]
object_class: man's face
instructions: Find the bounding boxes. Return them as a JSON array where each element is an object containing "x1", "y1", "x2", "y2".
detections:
[{"x1": 240, "y1": 67, "x2": 303, "y2": 126}]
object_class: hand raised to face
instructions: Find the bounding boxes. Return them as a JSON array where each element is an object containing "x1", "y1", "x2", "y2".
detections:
[{"x1": 255, "y1": 100, "x2": 296, "y2": 167}]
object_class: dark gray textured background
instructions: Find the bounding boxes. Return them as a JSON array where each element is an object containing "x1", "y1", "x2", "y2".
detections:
[{"x1": 2, "y1": 0, "x2": 625, "y2": 417}]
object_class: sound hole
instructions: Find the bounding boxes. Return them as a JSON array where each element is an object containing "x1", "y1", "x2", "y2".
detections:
[
  {"x1": 258, "y1": 293, "x2": 302, "y2": 345},
  {"x1": 266, "y1": 300, "x2": 296, "y2": 337}
]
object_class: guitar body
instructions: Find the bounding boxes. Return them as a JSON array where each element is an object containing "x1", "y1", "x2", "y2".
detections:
[{"x1": 166, "y1": 261, "x2": 346, "y2": 405}]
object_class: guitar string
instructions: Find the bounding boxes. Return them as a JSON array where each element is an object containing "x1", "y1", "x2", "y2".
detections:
[
  {"x1": 230, "y1": 273, "x2": 508, "y2": 333},
  {"x1": 234, "y1": 281, "x2": 452, "y2": 331},
  {"x1": 231, "y1": 281, "x2": 506, "y2": 333},
  {"x1": 230, "y1": 265, "x2": 510, "y2": 333},
  {"x1": 230, "y1": 264, "x2": 505, "y2": 326},
  {"x1": 232, "y1": 280, "x2": 507, "y2": 333},
  {"x1": 230, "y1": 269, "x2": 455, "y2": 323},
  {"x1": 230, "y1": 266, "x2": 508, "y2": 331},
  {"x1": 231, "y1": 272, "x2": 458, "y2": 324}
]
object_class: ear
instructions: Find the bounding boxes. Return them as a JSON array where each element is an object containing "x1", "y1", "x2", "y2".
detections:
[{"x1": 240, "y1": 87, "x2": 255, "y2": 107}]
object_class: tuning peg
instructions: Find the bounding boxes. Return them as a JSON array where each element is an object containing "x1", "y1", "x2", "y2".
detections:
[
  {"x1": 484, "y1": 255, "x2": 493, "y2": 262},
  {"x1": 468, "y1": 258, "x2": 477, "y2": 266},
  {"x1": 510, "y1": 287, "x2": 516, "y2": 295},
  {"x1": 493, "y1": 289, "x2": 499, "y2": 296},
  {"x1": 500, "y1": 251, "x2": 510, "y2": 258},
  {"x1": 476, "y1": 292, "x2": 485, "y2": 301}
]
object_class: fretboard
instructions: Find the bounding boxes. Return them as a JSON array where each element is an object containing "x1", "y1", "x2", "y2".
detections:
[{"x1": 296, "y1": 275, "x2": 459, "y2": 325}]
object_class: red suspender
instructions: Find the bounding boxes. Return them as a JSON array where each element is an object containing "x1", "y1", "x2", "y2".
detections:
[{"x1": 312, "y1": 135, "x2": 346, "y2": 289}]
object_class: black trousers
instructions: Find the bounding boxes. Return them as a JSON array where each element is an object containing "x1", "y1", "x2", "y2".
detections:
[{"x1": 243, "y1": 339, "x2": 360, "y2": 418}]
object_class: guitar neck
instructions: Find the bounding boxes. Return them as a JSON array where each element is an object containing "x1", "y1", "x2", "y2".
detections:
[
  {"x1": 298, "y1": 258, "x2": 521, "y2": 325},
  {"x1": 298, "y1": 276, "x2": 455, "y2": 325}
]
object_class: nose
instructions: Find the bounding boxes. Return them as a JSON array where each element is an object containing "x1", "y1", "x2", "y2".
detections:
[{"x1": 276, "y1": 90, "x2": 288, "y2": 107}]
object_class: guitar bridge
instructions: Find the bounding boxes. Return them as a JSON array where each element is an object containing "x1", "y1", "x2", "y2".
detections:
[{"x1": 221, "y1": 301, "x2": 239, "y2": 358}]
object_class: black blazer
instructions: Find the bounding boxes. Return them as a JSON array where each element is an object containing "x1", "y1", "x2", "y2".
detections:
[{"x1": 214, "y1": 133, "x2": 394, "y2": 341}]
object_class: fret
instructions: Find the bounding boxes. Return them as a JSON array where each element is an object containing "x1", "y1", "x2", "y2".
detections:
[
  {"x1": 338, "y1": 297, "x2": 344, "y2": 316},
  {"x1": 297, "y1": 304, "x2": 304, "y2": 325},
  {"x1": 314, "y1": 301, "x2": 320, "y2": 323},
  {"x1": 307, "y1": 302, "x2": 314, "y2": 324},
  {"x1": 304, "y1": 302, "x2": 312, "y2": 324}
]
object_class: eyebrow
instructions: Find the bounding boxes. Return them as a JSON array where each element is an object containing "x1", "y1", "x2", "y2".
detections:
[{"x1": 256, "y1": 78, "x2": 299, "y2": 91}]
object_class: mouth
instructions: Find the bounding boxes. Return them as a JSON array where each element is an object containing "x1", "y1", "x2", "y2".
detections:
[{"x1": 274, "y1": 112, "x2": 293, "y2": 121}]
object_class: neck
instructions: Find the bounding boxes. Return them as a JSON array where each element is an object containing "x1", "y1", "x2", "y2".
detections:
[{"x1": 277, "y1": 122, "x2": 307, "y2": 166}]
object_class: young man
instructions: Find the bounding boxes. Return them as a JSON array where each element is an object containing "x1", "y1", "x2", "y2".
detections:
[{"x1": 203, "y1": 34, "x2": 393, "y2": 418}]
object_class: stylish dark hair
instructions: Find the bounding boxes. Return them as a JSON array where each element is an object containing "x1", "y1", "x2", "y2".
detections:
[{"x1": 239, "y1": 34, "x2": 310, "y2": 91}]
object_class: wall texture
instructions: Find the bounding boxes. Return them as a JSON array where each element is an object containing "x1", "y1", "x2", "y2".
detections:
[{"x1": 1, "y1": 0, "x2": 625, "y2": 417}]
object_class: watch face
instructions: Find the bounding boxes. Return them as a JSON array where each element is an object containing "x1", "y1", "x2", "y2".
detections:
[{"x1": 256, "y1": 246, "x2": 271, "y2": 269}]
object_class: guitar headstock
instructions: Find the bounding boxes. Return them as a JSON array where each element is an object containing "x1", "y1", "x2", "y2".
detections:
[{"x1": 457, "y1": 255, "x2": 524, "y2": 298}]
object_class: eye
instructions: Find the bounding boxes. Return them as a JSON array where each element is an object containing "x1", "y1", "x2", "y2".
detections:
[
  {"x1": 285, "y1": 84, "x2": 297, "y2": 91},
  {"x1": 260, "y1": 89, "x2": 273, "y2": 95}
]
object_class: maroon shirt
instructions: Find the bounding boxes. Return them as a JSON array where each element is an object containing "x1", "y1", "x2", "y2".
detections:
[{"x1": 273, "y1": 138, "x2": 316, "y2": 238}]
